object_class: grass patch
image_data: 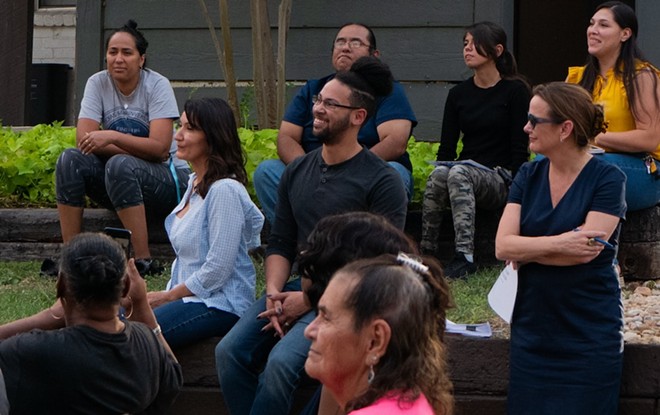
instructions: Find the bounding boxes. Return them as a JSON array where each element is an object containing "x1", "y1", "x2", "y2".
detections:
[{"x1": 0, "y1": 259, "x2": 501, "y2": 327}]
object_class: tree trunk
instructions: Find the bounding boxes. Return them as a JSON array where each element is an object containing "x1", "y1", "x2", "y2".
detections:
[
  {"x1": 276, "y1": 0, "x2": 292, "y2": 124},
  {"x1": 197, "y1": 0, "x2": 241, "y2": 126}
]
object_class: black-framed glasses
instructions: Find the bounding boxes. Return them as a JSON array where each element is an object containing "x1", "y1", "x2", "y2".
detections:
[
  {"x1": 527, "y1": 113, "x2": 560, "y2": 128},
  {"x1": 312, "y1": 95, "x2": 361, "y2": 111},
  {"x1": 333, "y1": 39, "x2": 370, "y2": 49}
]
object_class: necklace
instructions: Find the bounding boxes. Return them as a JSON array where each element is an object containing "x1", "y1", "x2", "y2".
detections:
[{"x1": 113, "y1": 73, "x2": 141, "y2": 110}]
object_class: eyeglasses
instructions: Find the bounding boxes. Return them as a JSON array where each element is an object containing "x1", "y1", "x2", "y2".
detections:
[
  {"x1": 333, "y1": 39, "x2": 370, "y2": 49},
  {"x1": 527, "y1": 113, "x2": 560, "y2": 128},
  {"x1": 312, "y1": 95, "x2": 361, "y2": 110}
]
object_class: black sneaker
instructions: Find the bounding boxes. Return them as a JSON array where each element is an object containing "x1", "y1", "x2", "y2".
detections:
[
  {"x1": 134, "y1": 258, "x2": 164, "y2": 277},
  {"x1": 40, "y1": 258, "x2": 59, "y2": 277},
  {"x1": 444, "y1": 255, "x2": 477, "y2": 280}
]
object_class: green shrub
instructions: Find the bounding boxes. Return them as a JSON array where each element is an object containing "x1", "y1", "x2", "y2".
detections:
[
  {"x1": 0, "y1": 123, "x2": 75, "y2": 206},
  {"x1": 0, "y1": 124, "x2": 441, "y2": 207}
]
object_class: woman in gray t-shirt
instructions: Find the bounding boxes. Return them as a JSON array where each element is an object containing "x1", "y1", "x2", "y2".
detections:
[{"x1": 53, "y1": 20, "x2": 189, "y2": 276}]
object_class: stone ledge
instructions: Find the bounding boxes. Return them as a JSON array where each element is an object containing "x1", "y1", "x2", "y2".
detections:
[{"x1": 170, "y1": 335, "x2": 660, "y2": 415}]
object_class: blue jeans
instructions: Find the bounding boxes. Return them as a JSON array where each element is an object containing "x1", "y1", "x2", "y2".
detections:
[
  {"x1": 597, "y1": 153, "x2": 660, "y2": 211},
  {"x1": 154, "y1": 300, "x2": 239, "y2": 350},
  {"x1": 253, "y1": 158, "x2": 414, "y2": 225},
  {"x1": 215, "y1": 279, "x2": 315, "y2": 415}
]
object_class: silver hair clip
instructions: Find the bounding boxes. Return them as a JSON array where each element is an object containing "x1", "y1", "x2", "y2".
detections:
[{"x1": 396, "y1": 252, "x2": 429, "y2": 275}]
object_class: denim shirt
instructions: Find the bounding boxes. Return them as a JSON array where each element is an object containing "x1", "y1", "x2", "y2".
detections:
[{"x1": 165, "y1": 174, "x2": 264, "y2": 316}]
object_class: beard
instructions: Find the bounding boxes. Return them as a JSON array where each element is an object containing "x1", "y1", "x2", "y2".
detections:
[{"x1": 313, "y1": 114, "x2": 351, "y2": 145}]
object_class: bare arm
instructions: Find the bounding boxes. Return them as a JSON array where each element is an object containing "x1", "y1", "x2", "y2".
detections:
[
  {"x1": 125, "y1": 259, "x2": 177, "y2": 362},
  {"x1": 277, "y1": 121, "x2": 305, "y2": 165},
  {"x1": 77, "y1": 117, "x2": 174, "y2": 162},
  {"x1": 495, "y1": 204, "x2": 618, "y2": 267},
  {"x1": 147, "y1": 283, "x2": 194, "y2": 309},
  {"x1": 371, "y1": 119, "x2": 413, "y2": 161},
  {"x1": 0, "y1": 300, "x2": 66, "y2": 340},
  {"x1": 596, "y1": 70, "x2": 660, "y2": 153}
]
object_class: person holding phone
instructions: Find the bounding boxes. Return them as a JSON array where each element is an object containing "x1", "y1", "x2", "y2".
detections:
[
  {"x1": 145, "y1": 98, "x2": 264, "y2": 349},
  {"x1": 496, "y1": 82, "x2": 626, "y2": 414},
  {"x1": 0, "y1": 233, "x2": 182, "y2": 414}
]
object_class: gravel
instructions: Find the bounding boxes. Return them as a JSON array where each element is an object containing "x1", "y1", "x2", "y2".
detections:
[{"x1": 488, "y1": 280, "x2": 660, "y2": 344}]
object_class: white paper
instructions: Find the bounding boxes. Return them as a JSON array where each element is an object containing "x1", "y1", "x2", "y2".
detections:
[
  {"x1": 428, "y1": 159, "x2": 494, "y2": 172},
  {"x1": 445, "y1": 319, "x2": 492, "y2": 338},
  {"x1": 487, "y1": 264, "x2": 518, "y2": 323}
]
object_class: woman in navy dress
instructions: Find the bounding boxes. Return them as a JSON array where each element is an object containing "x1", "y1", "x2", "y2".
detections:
[{"x1": 496, "y1": 82, "x2": 626, "y2": 415}]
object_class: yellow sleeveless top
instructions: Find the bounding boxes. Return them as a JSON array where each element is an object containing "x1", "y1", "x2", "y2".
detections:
[{"x1": 567, "y1": 63, "x2": 660, "y2": 159}]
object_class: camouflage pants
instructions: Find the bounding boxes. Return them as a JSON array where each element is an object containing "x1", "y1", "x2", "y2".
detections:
[{"x1": 421, "y1": 164, "x2": 509, "y2": 256}]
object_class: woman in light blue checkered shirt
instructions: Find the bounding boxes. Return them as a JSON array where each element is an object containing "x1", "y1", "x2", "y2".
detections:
[{"x1": 146, "y1": 98, "x2": 264, "y2": 349}]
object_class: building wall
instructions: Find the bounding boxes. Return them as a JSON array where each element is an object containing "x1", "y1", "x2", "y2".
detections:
[
  {"x1": 32, "y1": 6, "x2": 76, "y2": 125},
  {"x1": 33, "y1": 7, "x2": 76, "y2": 67}
]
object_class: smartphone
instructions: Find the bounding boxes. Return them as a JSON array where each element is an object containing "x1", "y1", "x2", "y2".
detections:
[{"x1": 104, "y1": 227, "x2": 133, "y2": 259}]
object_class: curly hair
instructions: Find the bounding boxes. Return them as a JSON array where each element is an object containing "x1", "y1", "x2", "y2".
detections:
[
  {"x1": 297, "y1": 212, "x2": 416, "y2": 309},
  {"x1": 334, "y1": 56, "x2": 394, "y2": 121},
  {"x1": 182, "y1": 98, "x2": 247, "y2": 197},
  {"x1": 59, "y1": 233, "x2": 127, "y2": 308},
  {"x1": 339, "y1": 254, "x2": 454, "y2": 415}
]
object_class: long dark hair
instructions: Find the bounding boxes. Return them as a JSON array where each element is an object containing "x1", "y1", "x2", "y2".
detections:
[
  {"x1": 183, "y1": 98, "x2": 247, "y2": 197},
  {"x1": 106, "y1": 19, "x2": 149, "y2": 67},
  {"x1": 579, "y1": 1, "x2": 659, "y2": 118},
  {"x1": 339, "y1": 254, "x2": 454, "y2": 415},
  {"x1": 466, "y1": 21, "x2": 530, "y2": 90}
]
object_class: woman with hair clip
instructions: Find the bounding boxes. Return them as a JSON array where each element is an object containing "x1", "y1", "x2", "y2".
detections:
[
  {"x1": 567, "y1": 1, "x2": 660, "y2": 211},
  {"x1": 304, "y1": 253, "x2": 453, "y2": 415},
  {"x1": 50, "y1": 19, "x2": 190, "y2": 277},
  {"x1": 0, "y1": 233, "x2": 182, "y2": 414},
  {"x1": 421, "y1": 21, "x2": 530, "y2": 279},
  {"x1": 146, "y1": 97, "x2": 264, "y2": 349},
  {"x1": 496, "y1": 82, "x2": 626, "y2": 414}
]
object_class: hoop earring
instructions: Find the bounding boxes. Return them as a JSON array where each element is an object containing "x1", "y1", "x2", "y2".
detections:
[
  {"x1": 367, "y1": 365, "x2": 375, "y2": 384},
  {"x1": 124, "y1": 296, "x2": 134, "y2": 319},
  {"x1": 49, "y1": 305, "x2": 63, "y2": 320}
]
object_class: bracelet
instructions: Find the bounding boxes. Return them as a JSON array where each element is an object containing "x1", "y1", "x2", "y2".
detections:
[{"x1": 152, "y1": 324, "x2": 162, "y2": 337}]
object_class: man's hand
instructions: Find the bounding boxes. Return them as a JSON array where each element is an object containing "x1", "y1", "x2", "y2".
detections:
[{"x1": 258, "y1": 292, "x2": 311, "y2": 338}]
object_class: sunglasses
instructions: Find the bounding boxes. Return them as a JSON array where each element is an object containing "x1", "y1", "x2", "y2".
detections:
[{"x1": 527, "y1": 113, "x2": 560, "y2": 128}]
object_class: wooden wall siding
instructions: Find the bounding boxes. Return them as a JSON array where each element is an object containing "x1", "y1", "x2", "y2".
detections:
[
  {"x1": 76, "y1": 0, "x2": 511, "y2": 141},
  {"x1": 0, "y1": 0, "x2": 34, "y2": 125}
]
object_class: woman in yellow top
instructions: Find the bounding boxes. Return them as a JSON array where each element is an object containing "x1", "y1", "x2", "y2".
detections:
[{"x1": 567, "y1": 1, "x2": 660, "y2": 211}]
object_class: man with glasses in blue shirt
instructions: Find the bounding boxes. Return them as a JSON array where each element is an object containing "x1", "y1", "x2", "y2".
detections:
[{"x1": 253, "y1": 23, "x2": 417, "y2": 225}]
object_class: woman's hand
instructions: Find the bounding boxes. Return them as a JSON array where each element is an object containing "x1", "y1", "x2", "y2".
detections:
[
  {"x1": 258, "y1": 291, "x2": 311, "y2": 338},
  {"x1": 553, "y1": 228, "x2": 606, "y2": 263},
  {"x1": 123, "y1": 259, "x2": 158, "y2": 328},
  {"x1": 78, "y1": 130, "x2": 116, "y2": 155},
  {"x1": 147, "y1": 291, "x2": 174, "y2": 309}
]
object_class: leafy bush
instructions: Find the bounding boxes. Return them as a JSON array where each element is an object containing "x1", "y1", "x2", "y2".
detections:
[
  {"x1": 0, "y1": 124, "x2": 440, "y2": 207},
  {"x1": 0, "y1": 123, "x2": 75, "y2": 206}
]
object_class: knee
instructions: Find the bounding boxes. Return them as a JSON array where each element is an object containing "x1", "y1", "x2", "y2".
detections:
[
  {"x1": 425, "y1": 168, "x2": 448, "y2": 194},
  {"x1": 447, "y1": 165, "x2": 472, "y2": 187},
  {"x1": 105, "y1": 155, "x2": 140, "y2": 181},
  {"x1": 254, "y1": 159, "x2": 284, "y2": 186},
  {"x1": 56, "y1": 148, "x2": 84, "y2": 172}
]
